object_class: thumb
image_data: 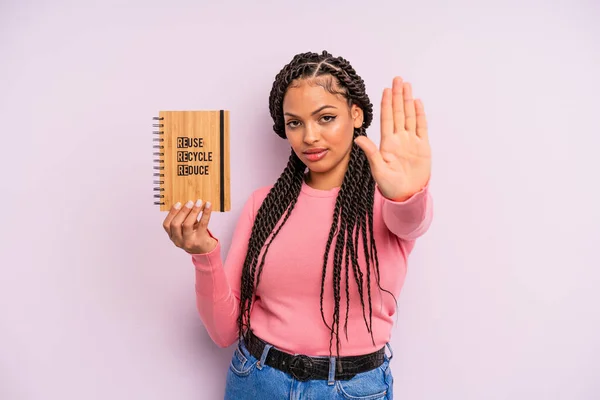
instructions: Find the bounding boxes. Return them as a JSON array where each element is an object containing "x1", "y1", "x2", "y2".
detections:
[{"x1": 354, "y1": 136, "x2": 384, "y2": 173}]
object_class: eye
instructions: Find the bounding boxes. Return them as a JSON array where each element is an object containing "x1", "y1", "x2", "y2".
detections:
[
  {"x1": 286, "y1": 120, "x2": 301, "y2": 128},
  {"x1": 321, "y1": 115, "x2": 336, "y2": 123}
]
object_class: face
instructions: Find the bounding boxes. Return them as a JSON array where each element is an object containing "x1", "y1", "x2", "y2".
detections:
[{"x1": 282, "y1": 76, "x2": 363, "y2": 182}]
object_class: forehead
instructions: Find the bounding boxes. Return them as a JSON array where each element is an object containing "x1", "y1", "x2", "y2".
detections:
[{"x1": 282, "y1": 77, "x2": 347, "y2": 112}]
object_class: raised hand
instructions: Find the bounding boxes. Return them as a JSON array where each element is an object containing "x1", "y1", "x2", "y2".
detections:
[
  {"x1": 162, "y1": 199, "x2": 217, "y2": 255},
  {"x1": 355, "y1": 76, "x2": 432, "y2": 202}
]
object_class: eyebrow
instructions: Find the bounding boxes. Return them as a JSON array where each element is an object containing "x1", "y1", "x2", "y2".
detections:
[{"x1": 284, "y1": 105, "x2": 338, "y2": 118}]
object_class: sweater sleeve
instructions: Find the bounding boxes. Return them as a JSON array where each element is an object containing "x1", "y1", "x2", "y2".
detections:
[
  {"x1": 189, "y1": 192, "x2": 256, "y2": 348},
  {"x1": 379, "y1": 182, "x2": 433, "y2": 241}
]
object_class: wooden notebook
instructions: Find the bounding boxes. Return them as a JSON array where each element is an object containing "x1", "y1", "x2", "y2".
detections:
[{"x1": 153, "y1": 110, "x2": 230, "y2": 212}]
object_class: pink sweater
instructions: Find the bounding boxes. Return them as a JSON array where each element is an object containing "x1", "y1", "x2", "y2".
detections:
[{"x1": 191, "y1": 181, "x2": 433, "y2": 356}]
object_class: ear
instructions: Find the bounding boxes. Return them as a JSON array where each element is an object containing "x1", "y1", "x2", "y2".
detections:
[{"x1": 351, "y1": 104, "x2": 364, "y2": 129}]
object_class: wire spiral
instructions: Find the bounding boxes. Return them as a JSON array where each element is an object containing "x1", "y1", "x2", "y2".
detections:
[{"x1": 152, "y1": 116, "x2": 165, "y2": 205}]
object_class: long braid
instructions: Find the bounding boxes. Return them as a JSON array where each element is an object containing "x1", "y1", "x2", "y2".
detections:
[
  {"x1": 343, "y1": 141, "x2": 371, "y2": 339},
  {"x1": 237, "y1": 151, "x2": 304, "y2": 337},
  {"x1": 238, "y1": 51, "x2": 395, "y2": 358}
]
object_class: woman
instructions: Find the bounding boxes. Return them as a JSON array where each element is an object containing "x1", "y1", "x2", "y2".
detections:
[{"x1": 163, "y1": 50, "x2": 433, "y2": 399}]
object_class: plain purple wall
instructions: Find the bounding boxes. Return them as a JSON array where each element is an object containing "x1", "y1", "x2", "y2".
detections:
[{"x1": 1, "y1": 0, "x2": 599, "y2": 399}]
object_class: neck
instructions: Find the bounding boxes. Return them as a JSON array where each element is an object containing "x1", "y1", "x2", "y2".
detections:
[{"x1": 304, "y1": 152, "x2": 350, "y2": 191}]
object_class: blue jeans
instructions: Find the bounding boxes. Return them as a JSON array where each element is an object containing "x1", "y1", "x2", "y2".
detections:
[{"x1": 224, "y1": 338, "x2": 394, "y2": 399}]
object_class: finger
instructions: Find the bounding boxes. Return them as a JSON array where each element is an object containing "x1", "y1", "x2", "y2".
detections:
[
  {"x1": 391, "y1": 77, "x2": 405, "y2": 133},
  {"x1": 169, "y1": 200, "x2": 195, "y2": 244},
  {"x1": 403, "y1": 82, "x2": 416, "y2": 133},
  {"x1": 380, "y1": 87, "x2": 394, "y2": 137},
  {"x1": 182, "y1": 199, "x2": 204, "y2": 239},
  {"x1": 196, "y1": 201, "x2": 213, "y2": 232},
  {"x1": 163, "y1": 202, "x2": 183, "y2": 236},
  {"x1": 415, "y1": 99, "x2": 428, "y2": 139},
  {"x1": 355, "y1": 136, "x2": 385, "y2": 173}
]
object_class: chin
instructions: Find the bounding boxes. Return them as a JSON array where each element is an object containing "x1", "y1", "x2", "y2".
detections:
[
  {"x1": 306, "y1": 164, "x2": 332, "y2": 174},
  {"x1": 305, "y1": 156, "x2": 339, "y2": 174}
]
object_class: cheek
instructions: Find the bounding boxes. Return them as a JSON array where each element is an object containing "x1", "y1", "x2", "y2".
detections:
[
  {"x1": 323, "y1": 121, "x2": 354, "y2": 148},
  {"x1": 285, "y1": 132, "x2": 304, "y2": 153}
]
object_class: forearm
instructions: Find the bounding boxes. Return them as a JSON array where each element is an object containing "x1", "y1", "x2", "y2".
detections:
[
  {"x1": 189, "y1": 189, "x2": 258, "y2": 347},
  {"x1": 192, "y1": 247, "x2": 240, "y2": 348}
]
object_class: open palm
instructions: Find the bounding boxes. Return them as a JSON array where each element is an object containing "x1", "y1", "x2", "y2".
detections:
[{"x1": 355, "y1": 76, "x2": 432, "y2": 202}]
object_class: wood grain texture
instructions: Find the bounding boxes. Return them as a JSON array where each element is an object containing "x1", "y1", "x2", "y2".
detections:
[{"x1": 157, "y1": 110, "x2": 230, "y2": 212}]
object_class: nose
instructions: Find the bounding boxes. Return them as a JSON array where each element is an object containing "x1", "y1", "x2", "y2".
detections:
[{"x1": 302, "y1": 123, "x2": 320, "y2": 145}]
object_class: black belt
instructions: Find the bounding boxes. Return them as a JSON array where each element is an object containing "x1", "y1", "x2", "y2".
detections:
[{"x1": 243, "y1": 330, "x2": 385, "y2": 381}]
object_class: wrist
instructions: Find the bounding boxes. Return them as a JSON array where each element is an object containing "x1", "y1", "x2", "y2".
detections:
[
  {"x1": 186, "y1": 237, "x2": 218, "y2": 256},
  {"x1": 203, "y1": 237, "x2": 218, "y2": 253}
]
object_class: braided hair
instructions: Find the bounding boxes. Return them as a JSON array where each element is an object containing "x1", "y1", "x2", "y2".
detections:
[{"x1": 237, "y1": 50, "x2": 396, "y2": 357}]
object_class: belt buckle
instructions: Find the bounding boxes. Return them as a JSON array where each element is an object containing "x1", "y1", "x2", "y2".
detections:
[{"x1": 289, "y1": 355, "x2": 313, "y2": 381}]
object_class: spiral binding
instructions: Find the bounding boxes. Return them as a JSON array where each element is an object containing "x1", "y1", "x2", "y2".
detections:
[{"x1": 152, "y1": 116, "x2": 165, "y2": 205}]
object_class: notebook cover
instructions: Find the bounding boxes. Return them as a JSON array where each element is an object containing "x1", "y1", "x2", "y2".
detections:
[{"x1": 153, "y1": 110, "x2": 230, "y2": 212}]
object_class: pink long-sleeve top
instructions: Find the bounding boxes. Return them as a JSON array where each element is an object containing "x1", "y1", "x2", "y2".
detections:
[{"x1": 191, "y1": 180, "x2": 433, "y2": 356}]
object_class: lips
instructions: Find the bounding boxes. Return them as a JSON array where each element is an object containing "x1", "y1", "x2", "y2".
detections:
[
  {"x1": 303, "y1": 147, "x2": 327, "y2": 154},
  {"x1": 303, "y1": 148, "x2": 328, "y2": 161}
]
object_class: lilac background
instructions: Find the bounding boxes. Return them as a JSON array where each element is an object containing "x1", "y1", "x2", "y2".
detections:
[{"x1": 1, "y1": 0, "x2": 599, "y2": 399}]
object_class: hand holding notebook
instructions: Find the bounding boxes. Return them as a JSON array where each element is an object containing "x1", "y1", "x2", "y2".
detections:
[{"x1": 162, "y1": 198, "x2": 218, "y2": 255}]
